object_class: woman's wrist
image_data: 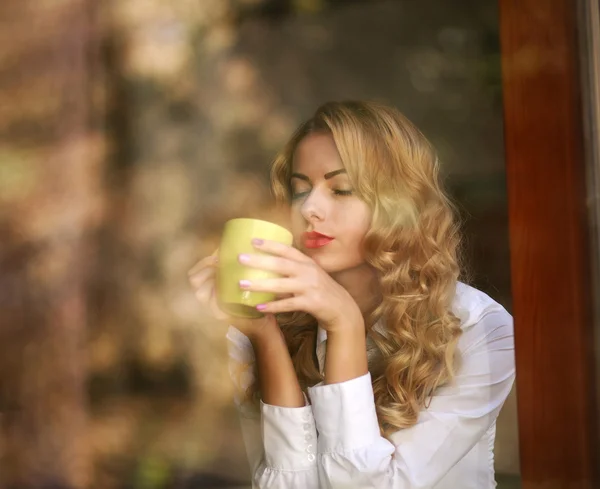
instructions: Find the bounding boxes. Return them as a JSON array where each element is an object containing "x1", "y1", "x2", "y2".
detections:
[
  {"x1": 325, "y1": 302, "x2": 365, "y2": 336},
  {"x1": 247, "y1": 317, "x2": 305, "y2": 407},
  {"x1": 324, "y1": 313, "x2": 368, "y2": 384},
  {"x1": 247, "y1": 318, "x2": 284, "y2": 350}
]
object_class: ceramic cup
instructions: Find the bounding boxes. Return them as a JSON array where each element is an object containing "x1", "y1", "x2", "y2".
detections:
[{"x1": 216, "y1": 218, "x2": 293, "y2": 318}]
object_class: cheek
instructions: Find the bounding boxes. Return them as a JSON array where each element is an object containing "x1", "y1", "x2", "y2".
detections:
[
  {"x1": 342, "y1": 205, "x2": 371, "y2": 239},
  {"x1": 343, "y1": 211, "x2": 371, "y2": 258},
  {"x1": 290, "y1": 206, "x2": 304, "y2": 244}
]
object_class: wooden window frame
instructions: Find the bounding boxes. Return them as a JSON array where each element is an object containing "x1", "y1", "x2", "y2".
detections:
[{"x1": 499, "y1": 0, "x2": 599, "y2": 487}]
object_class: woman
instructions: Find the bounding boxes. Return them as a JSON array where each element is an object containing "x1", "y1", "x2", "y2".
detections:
[{"x1": 189, "y1": 101, "x2": 515, "y2": 488}]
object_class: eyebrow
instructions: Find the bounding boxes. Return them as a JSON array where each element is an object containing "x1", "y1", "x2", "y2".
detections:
[{"x1": 290, "y1": 169, "x2": 347, "y2": 181}]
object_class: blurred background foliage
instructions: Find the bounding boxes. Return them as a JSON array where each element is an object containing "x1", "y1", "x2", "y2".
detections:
[{"x1": 0, "y1": 0, "x2": 517, "y2": 488}]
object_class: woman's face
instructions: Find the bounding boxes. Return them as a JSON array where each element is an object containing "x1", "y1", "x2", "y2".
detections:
[{"x1": 290, "y1": 132, "x2": 372, "y2": 274}]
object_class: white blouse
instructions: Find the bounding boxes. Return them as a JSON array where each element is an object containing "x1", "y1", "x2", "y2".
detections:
[{"x1": 226, "y1": 282, "x2": 515, "y2": 489}]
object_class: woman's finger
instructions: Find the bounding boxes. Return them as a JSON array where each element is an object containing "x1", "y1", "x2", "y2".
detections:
[
  {"x1": 189, "y1": 264, "x2": 216, "y2": 289},
  {"x1": 194, "y1": 279, "x2": 214, "y2": 305},
  {"x1": 255, "y1": 297, "x2": 300, "y2": 315},
  {"x1": 238, "y1": 253, "x2": 298, "y2": 276},
  {"x1": 239, "y1": 277, "x2": 302, "y2": 295},
  {"x1": 188, "y1": 254, "x2": 218, "y2": 277},
  {"x1": 251, "y1": 238, "x2": 311, "y2": 263}
]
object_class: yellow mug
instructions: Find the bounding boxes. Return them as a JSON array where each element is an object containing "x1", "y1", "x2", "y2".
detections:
[{"x1": 217, "y1": 218, "x2": 293, "y2": 318}]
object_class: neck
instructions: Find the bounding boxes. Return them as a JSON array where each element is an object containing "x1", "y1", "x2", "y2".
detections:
[{"x1": 331, "y1": 263, "x2": 382, "y2": 320}]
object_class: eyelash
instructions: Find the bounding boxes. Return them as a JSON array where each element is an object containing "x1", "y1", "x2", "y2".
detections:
[{"x1": 291, "y1": 189, "x2": 353, "y2": 201}]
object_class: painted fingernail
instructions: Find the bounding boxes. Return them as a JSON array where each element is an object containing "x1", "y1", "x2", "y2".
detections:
[
  {"x1": 256, "y1": 304, "x2": 267, "y2": 311},
  {"x1": 239, "y1": 279, "x2": 251, "y2": 289},
  {"x1": 252, "y1": 238, "x2": 264, "y2": 246},
  {"x1": 238, "y1": 254, "x2": 250, "y2": 263}
]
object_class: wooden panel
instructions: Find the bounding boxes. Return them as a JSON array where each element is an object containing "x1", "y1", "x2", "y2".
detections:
[
  {"x1": 0, "y1": 1, "x2": 96, "y2": 487},
  {"x1": 579, "y1": 0, "x2": 600, "y2": 478},
  {"x1": 499, "y1": 0, "x2": 599, "y2": 487}
]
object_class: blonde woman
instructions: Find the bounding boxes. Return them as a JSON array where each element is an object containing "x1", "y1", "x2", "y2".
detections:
[{"x1": 189, "y1": 101, "x2": 515, "y2": 488}]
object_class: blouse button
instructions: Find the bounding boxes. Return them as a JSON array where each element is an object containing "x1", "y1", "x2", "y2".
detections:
[
  {"x1": 303, "y1": 423, "x2": 311, "y2": 430},
  {"x1": 306, "y1": 444, "x2": 313, "y2": 453},
  {"x1": 307, "y1": 453, "x2": 316, "y2": 462},
  {"x1": 305, "y1": 434, "x2": 312, "y2": 441}
]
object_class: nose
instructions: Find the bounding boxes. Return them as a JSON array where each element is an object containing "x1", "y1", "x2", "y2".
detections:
[{"x1": 300, "y1": 187, "x2": 327, "y2": 223}]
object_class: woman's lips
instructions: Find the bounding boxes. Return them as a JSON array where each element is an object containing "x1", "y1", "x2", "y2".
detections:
[{"x1": 303, "y1": 231, "x2": 334, "y2": 249}]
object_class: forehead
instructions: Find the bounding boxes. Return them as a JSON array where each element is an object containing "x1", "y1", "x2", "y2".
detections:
[{"x1": 292, "y1": 132, "x2": 345, "y2": 174}]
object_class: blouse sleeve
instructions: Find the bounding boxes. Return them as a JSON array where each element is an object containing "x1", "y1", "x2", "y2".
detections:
[
  {"x1": 307, "y1": 308, "x2": 515, "y2": 489},
  {"x1": 226, "y1": 326, "x2": 320, "y2": 489}
]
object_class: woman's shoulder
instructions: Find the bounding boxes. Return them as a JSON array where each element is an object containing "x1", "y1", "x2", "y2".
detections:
[
  {"x1": 451, "y1": 282, "x2": 511, "y2": 324},
  {"x1": 451, "y1": 282, "x2": 513, "y2": 351}
]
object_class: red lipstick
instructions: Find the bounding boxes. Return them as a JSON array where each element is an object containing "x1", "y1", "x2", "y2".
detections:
[{"x1": 303, "y1": 231, "x2": 334, "y2": 249}]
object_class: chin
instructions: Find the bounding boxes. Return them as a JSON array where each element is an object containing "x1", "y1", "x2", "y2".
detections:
[
  {"x1": 300, "y1": 248, "x2": 333, "y2": 269},
  {"x1": 310, "y1": 254, "x2": 359, "y2": 275}
]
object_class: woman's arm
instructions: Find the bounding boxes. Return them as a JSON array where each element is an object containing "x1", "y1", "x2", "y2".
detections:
[
  {"x1": 190, "y1": 248, "x2": 319, "y2": 487},
  {"x1": 324, "y1": 316, "x2": 369, "y2": 385},
  {"x1": 227, "y1": 326, "x2": 319, "y2": 489},
  {"x1": 309, "y1": 308, "x2": 515, "y2": 489},
  {"x1": 249, "y1": 320, "x2": 305, "y2": 407}
]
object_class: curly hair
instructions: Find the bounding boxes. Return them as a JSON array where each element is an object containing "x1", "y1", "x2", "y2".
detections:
[{"x1": 255, "y1": 101, "x2": 463, "y2": 436}]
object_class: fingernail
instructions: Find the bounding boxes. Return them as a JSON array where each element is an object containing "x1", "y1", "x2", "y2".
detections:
[
  {"x1": 256, "y1": 304, "x2": 267, "y2": 311},
  {"x1": 213, "y1": 255, "x2": 219, "y2": 263},
  {"x1": 252, "y1": 238, "x2": 264, "y2": 246},
  {"x1": 238, "y1": 254, "x2": 250, "y2": 263},
  {"x1": 239, "y1": 279, "x2": 251, "y2": 289}
]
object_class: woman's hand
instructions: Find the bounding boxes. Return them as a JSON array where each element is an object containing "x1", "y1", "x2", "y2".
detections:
[
  {"x1": 238, "y1": 239, "x2": 364, "y2": 333},
  {"x1": 189, "y1": 251, "x2": 306, "y2": 406},
  {"x1": 187, "y1": 252, "x2": 278, "y2": 342}
]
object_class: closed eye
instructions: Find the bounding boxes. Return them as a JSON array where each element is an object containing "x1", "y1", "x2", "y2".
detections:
[
  {"x1": 291, "y1": 188, "x2": 353, "y2": 201},
  {"x1": 291, "y1": 190, "x2": 310, "y2": 201}
]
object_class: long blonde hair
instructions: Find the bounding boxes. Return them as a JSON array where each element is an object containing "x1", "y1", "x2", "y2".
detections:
[{"x1": 268, "y1": 101, "x2": 463, "y2": 436}]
